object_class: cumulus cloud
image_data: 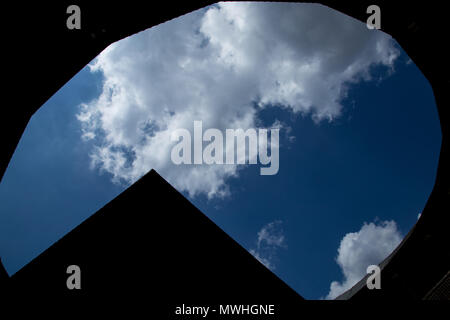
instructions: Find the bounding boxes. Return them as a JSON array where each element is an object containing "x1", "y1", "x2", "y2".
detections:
[
  {"x1": 77, "y1": 2, "x2": 399, "y2": 198},
  {"x1": 325, "y1": 220, "x2": 403, "y2": 299},
  {"x1": 250, "y1": 220, "x2": 286, "y2": 270}
]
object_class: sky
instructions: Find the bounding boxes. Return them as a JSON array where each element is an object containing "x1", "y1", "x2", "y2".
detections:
[{"x1": 0, "y1": 2, "x2": 442, "y2": 299}]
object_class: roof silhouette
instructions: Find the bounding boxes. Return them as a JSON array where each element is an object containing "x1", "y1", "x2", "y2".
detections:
[{"x1": 4, "y1": 169, "x2": 304, "y2": 315}]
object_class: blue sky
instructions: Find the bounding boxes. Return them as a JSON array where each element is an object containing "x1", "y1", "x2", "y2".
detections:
[{"x1": 0, "y1": 3, "x2": 442, "y2": 299}]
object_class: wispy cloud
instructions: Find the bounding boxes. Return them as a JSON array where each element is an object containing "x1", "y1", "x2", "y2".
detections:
[{"x1": 250, "y1": 220, "x2": 286, "y2": 270}]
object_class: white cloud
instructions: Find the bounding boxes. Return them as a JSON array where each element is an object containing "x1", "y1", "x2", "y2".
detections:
[
  {"x1": 77, "y1": 2, "x2": 399, "y2": 198},
  {"x1": 250, "y1": 220, "x2": 286, "y2": 270},
  {"x1": 325, "y1": 220, "x2": 403, "y2": 299}
]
